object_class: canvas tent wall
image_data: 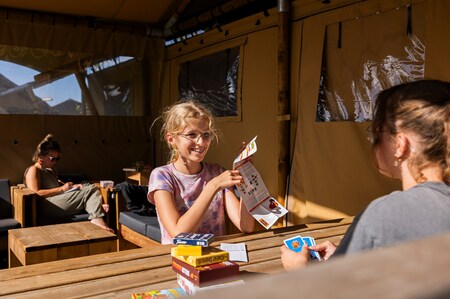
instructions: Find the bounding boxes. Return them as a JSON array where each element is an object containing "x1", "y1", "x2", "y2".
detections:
[{"x1": 0, "y1": 11, "x2": 165, "y2": 184}]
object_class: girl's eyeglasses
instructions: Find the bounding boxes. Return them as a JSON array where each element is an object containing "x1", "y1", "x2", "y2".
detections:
[
  {"x1": 49, "y1": 156, "x2": 61, "y2": 162},
  {"x1": 178, "y1": 131, "x2": 211, "y2": 143}
]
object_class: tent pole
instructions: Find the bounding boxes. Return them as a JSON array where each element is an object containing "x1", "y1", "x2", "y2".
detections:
[
  {"x1": 277, "y1": 0, "x2": 290, "y2": 226},
  {"x1": 75, "y1": 71, "x2": 99, "y2": 116}
]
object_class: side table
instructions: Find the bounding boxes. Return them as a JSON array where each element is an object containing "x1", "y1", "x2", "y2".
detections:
[{"x1": 8, "y1": 221, "x2": 117, "y2": 267}]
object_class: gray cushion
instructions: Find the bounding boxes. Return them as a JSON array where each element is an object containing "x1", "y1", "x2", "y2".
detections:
[
  {"x1": 0, "y1": 179, "x2": 11, "y2": 219},
  {"x1": 119, "y1": 211, "x2": 161, "y2": 242},
  {"x1": 0, "y1": 218, "x2": 20, "y2": 234},
  {"x1": 38, "y1": 213, "x2": 90, "y2": 225}
]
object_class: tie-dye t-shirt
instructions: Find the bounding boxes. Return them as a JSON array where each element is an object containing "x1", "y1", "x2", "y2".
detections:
[{"x1": 148, "y1": 162, "x2": 229, "y2": 245}]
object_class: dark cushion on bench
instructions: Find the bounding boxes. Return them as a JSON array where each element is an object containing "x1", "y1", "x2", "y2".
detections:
[
  {"x1": 0, "y1": 178, "x2": 20, "y2": 235},
  {"x1": 119, "y1": 211, "x2": 161, "y2": 243},
  {"x1": 0, "y1": 179, "x2": 12, "y2": 219},
  {"x1": 38, "y1": 212, "x2": 90, "y2": 225},
  {"x1": 0, "y1": 218, "x2": 20, "y2": 234}
]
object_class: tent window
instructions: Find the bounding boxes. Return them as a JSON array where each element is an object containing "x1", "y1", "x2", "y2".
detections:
[
  {"x1": 316, "y1": 4, "x2": 425, "y2": 122},
  {"x1": 0, "y1": 44, "x2": 141, "y2": 116},
  {"x1": 178, "y1": 46, "x2": 240, "y2": 118}
]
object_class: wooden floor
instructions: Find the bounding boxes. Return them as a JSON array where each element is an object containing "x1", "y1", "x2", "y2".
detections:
[{"x1": 0, "y1": 217, "x2": 353, "y2": 298}]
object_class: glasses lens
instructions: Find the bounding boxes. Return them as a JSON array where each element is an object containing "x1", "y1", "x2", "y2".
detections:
[
  {"x1": 179, "y1": 131, "x2": 211, "y2": 142},
  {"x1": 49, "y1": 156, "x2": 60, "y2": 162},
  {"x1": 201, "y1": 132, "x2": 211, "y2": 140}
]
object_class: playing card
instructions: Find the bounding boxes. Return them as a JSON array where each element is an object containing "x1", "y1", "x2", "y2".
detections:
[
  {"x1": 283, "y1": 235, "x2": 305, "y2": 253},
  {"x1": 302, "y1": 236, "x2": 321, "y2": 261}
]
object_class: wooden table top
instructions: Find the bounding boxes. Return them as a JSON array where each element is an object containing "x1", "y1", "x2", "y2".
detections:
[
  {"x1": 0, "y1": 217, "x2": 353, "y2": 298},
  {"x1": 9, "y1": 222, "x2": 117, "y2": 252}
]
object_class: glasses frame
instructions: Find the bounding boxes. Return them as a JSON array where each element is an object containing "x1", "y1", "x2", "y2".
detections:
[
  {"x1": 177, "y1": 131, "x2": 212, "y2": 143},
  {"x1": 48, "y1": 156, "x2": 61, "y2": 162}
]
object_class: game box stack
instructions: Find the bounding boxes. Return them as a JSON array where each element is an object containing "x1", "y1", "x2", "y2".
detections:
[{"x1": 171, "y1": 233, "x2": 242, "y2": 295}]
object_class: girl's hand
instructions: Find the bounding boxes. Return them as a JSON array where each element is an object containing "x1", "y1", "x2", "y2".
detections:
[
  {"x1": 280, "y1": 244, "x2": 310, "y2": 271},
  {"x1": 308, "y1": 240, "x2": 337, "y2": 261},
  {"x1": 208, "y1": 170, "x2": 243, "y2": 191}
]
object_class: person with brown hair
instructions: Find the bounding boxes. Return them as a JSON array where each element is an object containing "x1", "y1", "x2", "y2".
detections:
[
  {"x1": 281, "y1": 79, "x2": 450, "y2": 271},
  {"x1": 24, "y1": 134, "x2": 113, "y2": 232}
]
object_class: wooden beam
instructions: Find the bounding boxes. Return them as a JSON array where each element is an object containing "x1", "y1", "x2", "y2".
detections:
[{"x1": 75, "y1": 71, "x2": 99, "y2": 116}]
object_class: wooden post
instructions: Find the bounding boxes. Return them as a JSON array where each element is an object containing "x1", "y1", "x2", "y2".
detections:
[
  {"x1": 277, "y1": 0, "x2": 290, "y2": 226},
  {"x1": 75, "y1": 71, "x2": 99, "y2": 116}
]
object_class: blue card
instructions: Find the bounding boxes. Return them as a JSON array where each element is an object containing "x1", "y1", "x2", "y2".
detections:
[
  {"x1": 283, "y1": 235, "x2": 305, "y2": 253},
  {"x1": 302, "y1": 236, "x2": 321, "y2": 261}
]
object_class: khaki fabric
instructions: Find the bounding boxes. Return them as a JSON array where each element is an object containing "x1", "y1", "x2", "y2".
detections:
[{"x1": 287, "y1": 0, "x2": 431, "y2": 224}]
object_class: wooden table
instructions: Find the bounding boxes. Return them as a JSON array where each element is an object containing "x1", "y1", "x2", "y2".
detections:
[
  {"x1": 0, "y1": 217, "x2": 352, "y2": 298},
  {"x1": 8, "y1": 222, "x2": 117, "y2": 267}
]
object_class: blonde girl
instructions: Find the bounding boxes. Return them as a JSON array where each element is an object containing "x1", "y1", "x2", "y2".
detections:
[{"x1": 148, "y1": 101, "x2": 254, "y2": 244}]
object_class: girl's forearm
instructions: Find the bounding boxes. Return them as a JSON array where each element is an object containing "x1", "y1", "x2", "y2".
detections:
[
  {"x1": 237, "y1": 199, "x2": 255, "y2": 233},
  {"x1": 170, "y1": 183, "x2": 219, "y2": 236}
]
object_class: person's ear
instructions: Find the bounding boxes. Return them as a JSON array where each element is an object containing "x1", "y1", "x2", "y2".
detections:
[
  {"x1": 166, "y1": 133, "x2": 175, "y2": 147},
  {"x1": 395, "y1": 133, "x2": 410, "y2": 159}
]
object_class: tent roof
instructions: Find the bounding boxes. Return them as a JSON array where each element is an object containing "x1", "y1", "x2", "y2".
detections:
[{"x1": 0, "y1": 0, "x2": 277, "y2": 40}]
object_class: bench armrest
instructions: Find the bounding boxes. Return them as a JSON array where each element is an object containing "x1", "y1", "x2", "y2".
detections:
[{"x1": 11, "y1": 185, "x2": 39, "y2": 227}]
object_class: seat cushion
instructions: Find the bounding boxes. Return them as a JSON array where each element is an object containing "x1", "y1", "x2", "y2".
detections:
[
  {"x1": 38, "y1": 213, "x2": 90, "y2": 225},
  {"x1": 0, "y1": 218, "x2": 20, "y2": 234},
  {"x1": 0, "y1": 179, "x2": 11, "y2": 219},
  {"x1": 119, "y1": 211, "x2": 161, "y2": 242}
]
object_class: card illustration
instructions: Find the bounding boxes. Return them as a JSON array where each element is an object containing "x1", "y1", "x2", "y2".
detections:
[{"x1": 283, "y1": 236, "x2": 305, "y2": 253}]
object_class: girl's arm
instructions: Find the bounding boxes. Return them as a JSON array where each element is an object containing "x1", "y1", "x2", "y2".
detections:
[
  {"x1": 224, "y1": 189, "x2": 255, "y2": 233},
  {"x1": 154, "y1": 170, "x2": 243, "y2": 238},
  {"x1": 25, "y1": 166, "x2": 69, "y2": 197}
]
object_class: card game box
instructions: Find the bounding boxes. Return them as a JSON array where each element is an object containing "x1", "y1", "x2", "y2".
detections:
[
  {"x1": 172, "y1": 257, "x2": 239, "y2": 287},
  {"x1": 176, "y1": 274, "x2": 245, "y2": 295},
  {"x1": 172, "y1": 248, "x2": 229, "y2": 267},
  {"x1": 173, "y1": 233, "x2": 214, "y2": 247},
  {"x1": 171, "y1": 245, "x2": 204, "y2": 256},
  {"x1": 130, "y1": 287, "x2": 186, "y2": 298}
]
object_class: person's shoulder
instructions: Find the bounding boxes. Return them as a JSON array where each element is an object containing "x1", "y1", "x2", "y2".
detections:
[
  {"x1": 151, "y1": 164, "x2": 172, "y2": 173},
  {"x1": 358, "y1": 190, "x2": 406, "y2": 221},
  {"x1": 150, "y1": 164, "x2": 173, "y2": 177},
  {"x1": 25, "y1": 165, "x2": 39, "y2": 176},
  {"x1": 412, "y1": 181, "x2": 450, "y2": 196}
]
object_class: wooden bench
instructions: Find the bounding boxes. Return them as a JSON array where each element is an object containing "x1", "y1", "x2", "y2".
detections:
[
  {"x1": 8, "y1": 221, "x2": 117, "y2": 267},
  {"x1": 11, "y1": 184, "x2": 113, "y2": 228},
  {"x1": 110, "y1": 186, "x2": 162, "y2": 249}
]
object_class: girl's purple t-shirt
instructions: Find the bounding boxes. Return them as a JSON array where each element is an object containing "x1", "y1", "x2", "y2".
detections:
[{"x1": 148, "y1": 162, "x2": 228, "y2": 245}]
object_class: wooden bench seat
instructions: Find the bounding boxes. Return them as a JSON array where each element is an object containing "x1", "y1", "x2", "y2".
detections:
[{"x1": 110, "y1": 185, "x2": 162, "y2": 249}]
